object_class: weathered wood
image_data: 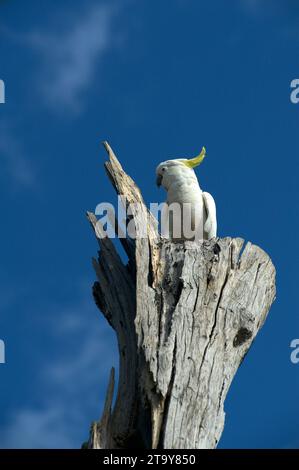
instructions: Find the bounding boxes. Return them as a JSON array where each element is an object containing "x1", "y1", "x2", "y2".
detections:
[{"x1": 87, "y1": 142, "x2": 276, "y2": 449}]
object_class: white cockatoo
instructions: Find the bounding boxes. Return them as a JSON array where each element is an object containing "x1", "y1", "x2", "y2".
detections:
[{"x1": 156, "y1": 147, "x2": 217, "y2": 241}]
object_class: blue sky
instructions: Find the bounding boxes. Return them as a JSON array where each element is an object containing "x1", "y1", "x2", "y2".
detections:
[{"x1": 0, "y1": 0, "x2": 298, "y2": 448}]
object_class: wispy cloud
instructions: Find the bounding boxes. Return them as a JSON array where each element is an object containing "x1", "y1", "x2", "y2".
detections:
[
  {"x1": 27, "y1": 3, "x2": 115, "y2": 114},
  {"x1": 0, "y1": 123, "x2": 36, "y2": 188},
  {"x1": 0, "y1": 408, "x2": 75, "y2": 449},
  {"x1": 241, "y1": 0, "x2": 261, "y2": 12},
  {"x1": 240, "y1": 0, "x2": 299, "y2": 16},
  {"x1": 0, "y1": 293, "x2": 117, "y2": 448}
]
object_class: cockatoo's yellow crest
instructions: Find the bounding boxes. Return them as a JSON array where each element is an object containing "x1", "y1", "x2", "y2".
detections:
[{"x1": 183, "y1": 147, "x2": 206, "y2": 168}]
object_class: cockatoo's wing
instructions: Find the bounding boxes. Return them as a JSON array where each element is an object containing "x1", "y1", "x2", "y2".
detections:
[{"x1": 202, "y1": 192, "x2": 217, "y2": 238}]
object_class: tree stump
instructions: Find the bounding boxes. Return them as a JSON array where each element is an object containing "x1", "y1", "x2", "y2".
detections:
[{"x1": 86, "y1": 142, "x2": 276, "y2": 449}]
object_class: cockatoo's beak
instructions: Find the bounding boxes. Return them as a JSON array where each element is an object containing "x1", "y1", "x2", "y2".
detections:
[
  {"x1": 156, "y1": 174, "x2": 162, "y2": 187},
  {"x1": 184, "y1": 147, "x2": 206, "y2": 168}
]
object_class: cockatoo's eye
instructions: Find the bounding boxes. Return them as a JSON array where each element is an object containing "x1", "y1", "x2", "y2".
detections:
[{"x1": 156, "y1": 166, "x2": 166, "y2": 187}]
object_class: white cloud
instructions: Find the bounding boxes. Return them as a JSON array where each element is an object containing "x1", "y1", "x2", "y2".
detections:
[
  {"x1": 240, "y1": 0, "x2": 282, "y2": 16},
  {"x1": 0, "y1": 408, "x2": 75, "y2": 449},
  {"x1": 0, "y1": 293, "x2": 118, "y2": 448},
  {"x1": 28, "y1": 3, "x2": 115, "y2": 114},
  {"x1": 242, "y1": 0, "x2": 261, "y2": 11},
  {"x1": 0, "y1": 124, "x2": 36, "y2": 188}
]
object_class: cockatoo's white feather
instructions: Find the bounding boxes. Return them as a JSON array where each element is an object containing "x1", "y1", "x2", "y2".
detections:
[
  {"x1": 156, "y1": 148, "x2": 217, "y2": 240},
  {"x1": 202, "y1": 191, "x2": 217, "y2": 239}
]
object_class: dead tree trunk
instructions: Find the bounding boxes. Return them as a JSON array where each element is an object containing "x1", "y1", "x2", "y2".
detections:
[{"x1": 86, "y1": 142, "x2": 276, "y2": 449}]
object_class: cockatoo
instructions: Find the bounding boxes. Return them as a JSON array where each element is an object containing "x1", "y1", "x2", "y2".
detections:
[{"x1": 156, "y1": 147, "x2": 217, "y2": 241}]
